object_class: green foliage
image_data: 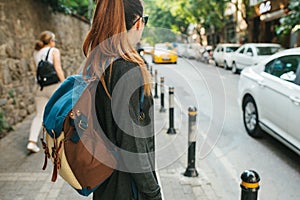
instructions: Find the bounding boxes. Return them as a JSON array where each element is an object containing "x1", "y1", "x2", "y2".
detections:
[
  {"x1": 8, "y1": 89, "x2": 14, "y2": 98},
  {"x1": 144, "y1": 0, "x2": 190, "y2": 33},
  {"x1": 0, "y1": 109, "x2": 9, "y2": 137},
  {"x1": 8, "y1": 89, "x2": 16, "y2": 105},
  {"x1": 142, "y1": 0, "x2": 190, "y2": 44},
  {"x1": 142, "y1": 28, "x2": 178, "y2": 45},
  {"x1": 276, "y1": 0, "x2": 300, "y2": 35},
  {"x1": 42, "y1": 0, "x2": 94, "y2": 20},
  {"x1": 144, "y1": 0, "x2": 234, "y2": 36}
]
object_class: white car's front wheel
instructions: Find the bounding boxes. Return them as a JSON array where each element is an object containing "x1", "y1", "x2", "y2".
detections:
[
  {"x1": 232, "y1": 62, "x2": 238, "y2": 74},
  {"x1": 243, "y1": 96, "x2": 262, "y2": 138},
  {"x1": 214, "y1": 60, "x2": 219, "y2": 66},
  {"x1": 224, "y1": 61, "x2": 228, "y2": 70}
]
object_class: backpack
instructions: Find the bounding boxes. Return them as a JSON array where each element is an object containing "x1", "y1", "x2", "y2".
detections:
[
  {"x1": 41, "y1": 74, "x2": 117, "y2": 196},
  {"x1": 36, "y1": 48, "x2": 59, "y2": 90}
]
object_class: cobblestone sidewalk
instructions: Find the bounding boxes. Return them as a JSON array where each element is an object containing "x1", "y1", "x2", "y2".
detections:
[{"x1": 0, "y1": 111, "x2": 218, "y2": 200}]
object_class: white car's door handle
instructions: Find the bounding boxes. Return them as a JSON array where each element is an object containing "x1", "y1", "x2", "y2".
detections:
[
  {"x1": 257, "y1": 80, "x2": 265, "y2": 87},
  {"x1": 289, "y1": 96, "x2": 300, "y2": 106}
]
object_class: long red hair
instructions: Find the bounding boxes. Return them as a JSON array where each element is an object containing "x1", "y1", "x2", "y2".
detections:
[{"x1": 82, "y1": 0, "x2": 150, "y2": 97}]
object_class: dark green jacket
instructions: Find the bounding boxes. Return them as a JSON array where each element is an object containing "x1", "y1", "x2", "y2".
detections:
[{"x1": 93, "y1": 59, "x2": 162, "y2": 200}]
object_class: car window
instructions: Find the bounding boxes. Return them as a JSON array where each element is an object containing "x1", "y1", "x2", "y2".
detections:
[
  {"x1": 226, "y1": 46, "x2": 239, "y2": 53},
  {"x1": 238, "y1": 47, "x2": 245, "y2": 54},
  {"x1": 294, "y1": 57, "x2": 300, "y2": 86},
  {"x1": 265, "y1": 55, "x2": 300, "y2": 83},
  {"x1": 155, "y1": 44, "x2": 168, "y2": 50},
  {"x1": 246, "y1": 48, "x2": 253, "y2": 56},
  {"x1": 256, "y1": 46, "x2": 280, "y2": 56}
]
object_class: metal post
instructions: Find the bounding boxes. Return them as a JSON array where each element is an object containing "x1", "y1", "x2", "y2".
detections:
[
  {"x1": 184, "y1": 107, "x2": 198, "y2": 177},
  {"x1": 159, "y1": 77, "x2": 166, "y2": 112},
  {"x1": 154, "y1": 69, "x2": 158, "y2": 98},
  {"x1": 150, "y1": 65, "x2": 153, "y2": 76},
  {"x1": 167, "y1": 87, "x2": 176, "y2": 134},
  {"x1": 240, "y1": 170, "x2": 260, "y2": 200}
]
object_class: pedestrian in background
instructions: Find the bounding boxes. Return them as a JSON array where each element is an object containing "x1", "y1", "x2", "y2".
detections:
[
  {"x1": 27, "y1": 31, "x2": 65, "y2": 153},
  {"x1": 82, "y1": 0, "x2": 162, "y2": 199}
]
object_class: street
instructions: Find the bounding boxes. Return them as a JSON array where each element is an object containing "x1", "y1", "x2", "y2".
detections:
[
  {"x1": 0, "y1": 55, "x2": 299, "y2": 200},
  {"x1": 145, "y1": 55, "x2": 300, "y2": 200},
  {"x1": 1, "y1": 0, "x2": 299, "y2": 199}
]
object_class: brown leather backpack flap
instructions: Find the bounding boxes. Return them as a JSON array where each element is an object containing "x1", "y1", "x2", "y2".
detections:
[
  {"x1": 64, "y1": 130, "x2": 115, "y2": 189},
  {"x1": 63, "y1": 82, "x2": 117, "y2": 189}
]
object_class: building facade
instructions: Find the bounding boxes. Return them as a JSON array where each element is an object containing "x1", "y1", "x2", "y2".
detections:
[
  {"x1": 248, "y1": 0, "x2": 290, "y2": 48},
  {"x1": 216, "y1": 0, "x2": 298, "y2": 48}
]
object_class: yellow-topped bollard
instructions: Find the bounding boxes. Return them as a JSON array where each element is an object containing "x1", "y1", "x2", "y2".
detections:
[
  {"x1": 240, "y1": 170, "x2": 260, "y2": 200},
  {"x1": 184, "y1": 107, "x2": 198, "y2": 177},
  {"x1": 167, "y1": 87, "x2": 176, "y2": 134},
  {"x1": 159, "y1": 77, "x2": 166, "y2": 112},
  {"x1": 154, "y1": 69, "x2": 158, "y2": 98}
]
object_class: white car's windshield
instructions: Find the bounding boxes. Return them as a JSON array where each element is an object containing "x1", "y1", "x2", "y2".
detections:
[
  {"x1": 226, "y1": 46, "x2": 239, "y2": 53},
  {"x1": 256, "y1": 46, "x2": 280, "y2": 55}
]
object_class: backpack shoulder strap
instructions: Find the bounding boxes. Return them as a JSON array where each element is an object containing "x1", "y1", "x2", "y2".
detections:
[
  {"x1": 45, "y1": 48, "x2": 52, "y2": 61},
  {"x1": 139, "y1": 86, "x2": 145, "y2": 121}
]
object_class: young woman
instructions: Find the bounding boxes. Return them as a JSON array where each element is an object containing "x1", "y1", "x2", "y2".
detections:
[
  {"x1": 82, "y1": 0, "x2": 162, "y2": 199},
  {"x1": 27, "y1": 31, "x2": 65, "y2": 152}
]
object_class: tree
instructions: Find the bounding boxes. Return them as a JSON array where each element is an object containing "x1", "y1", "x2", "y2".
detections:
[
  {"x1": 42, "y1": 0, "x2": 94, "y2": 20},
  {"x1": 144, "y1": 0, "x2": 190, "y2": 33},
  {"x1": 276, "y1": 0, "x2": 300, "y2": 35},
  {"x1": 143, "y1": 0, "x2": 191, "y2": 44},
  {"x1": 143, "y1": 0, "x2": 230, "y2": 45}
]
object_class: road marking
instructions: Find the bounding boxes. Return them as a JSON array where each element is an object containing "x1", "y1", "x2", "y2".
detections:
[{"x1": 205, "y1": 140, "x2": 240, "y2": 185}]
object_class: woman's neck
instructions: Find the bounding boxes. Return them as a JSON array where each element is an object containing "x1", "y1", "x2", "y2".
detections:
[{"x1": 43, "y1": 44, "x2": 52, "y2": 48}]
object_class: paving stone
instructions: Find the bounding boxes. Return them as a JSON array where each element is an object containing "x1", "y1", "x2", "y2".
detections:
[
  {"x1": 0, "y1": 110, "x2": 222, "y2": 200},
  {"x1": 34, "y1": 192, "x2": 48, "y2": 200}
]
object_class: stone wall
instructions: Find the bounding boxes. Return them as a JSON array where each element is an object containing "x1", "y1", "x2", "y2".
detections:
[{"x1": 0, "y1": 0, "x2": 89, "y2": 134}]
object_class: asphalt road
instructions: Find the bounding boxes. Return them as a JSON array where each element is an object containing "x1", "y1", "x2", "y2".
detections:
[{"x1": 145, "y1": 55, "x2": 300, "y2": 200}]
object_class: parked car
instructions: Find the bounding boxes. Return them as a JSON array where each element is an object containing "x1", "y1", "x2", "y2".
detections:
[
  {"x1": 231, "y1": 43, "x2": 282, "y2": 74},
  {"x1": 182, "y1": 43, "x2": 202, "y2": 60},
  {"x1": 142, "y1": 45, "x2": 154, "y2": 55},
  {"x1": 174, "y1": 43, "x2": 187, "y2": 57},
  {"x1": 198, "y1": 46, "x2": 213, "y2": 64},
  {"x1": 152, "y1": 43, "x2": 178, "y2": 64},
  {"x1": 213, "y1": 43, "x2": 241, "y2": 69},
  {"x1": 238, "y1": 47, "x2": 300, "y2": 155}
]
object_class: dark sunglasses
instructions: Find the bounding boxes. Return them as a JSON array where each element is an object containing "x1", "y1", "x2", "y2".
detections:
[{"x1": 133, "y1": 15, "x2": 148, "y2": 26}]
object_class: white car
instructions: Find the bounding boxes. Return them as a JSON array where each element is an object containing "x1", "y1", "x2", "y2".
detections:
[
  {"x1": 182, "y1": 43, "x2": 201, "y2": 60},
  {"x1": 238, "y1": 47, "x2": 300, "y2": 155},
  {"x1": 232, "y1": 43, "x2": 282, "y2": 74},
  {"x1": 213, "y1": 43, "x2": 241, "y2": 69},
  {"x1": 175, "y1": 43, "x2": 187, "y2": 57}
]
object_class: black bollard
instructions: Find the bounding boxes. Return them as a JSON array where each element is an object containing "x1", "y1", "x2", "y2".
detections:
[
  {"x1": 150, "y1": 65, "x2": 153, "y2": 76},
  {"x1": 184, "y1": 107, "x2": 198, "y2": 177},
  {"x1": 154, "y1": 69, "x2": 159, "y2": 98},
  {"x1": 159, "y1": 77, "x2": 166, "y2": 112},
  {"x1": 167, "y1": 87, "x2": 176, "y2": 134},
  {"x1": 240, "y1": 170, "x2": 260, "y2": 200}
]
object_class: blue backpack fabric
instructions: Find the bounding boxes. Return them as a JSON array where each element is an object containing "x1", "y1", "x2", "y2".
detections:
[
  {"x1": 43, "y1": 75, "x2": 87, "y2": 137},
  {"x1": 41, "y1": 74, "x2": 116, "y2": 196}
]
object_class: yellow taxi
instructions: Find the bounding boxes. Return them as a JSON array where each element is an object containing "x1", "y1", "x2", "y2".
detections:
[{"x1": 152, "y1": 43, "x2": 178, "y2": 64}]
